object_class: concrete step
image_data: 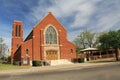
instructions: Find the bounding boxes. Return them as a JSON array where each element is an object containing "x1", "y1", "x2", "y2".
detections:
[{"x1": 50, "y1": 59, "x2": 73, "y2": 66}]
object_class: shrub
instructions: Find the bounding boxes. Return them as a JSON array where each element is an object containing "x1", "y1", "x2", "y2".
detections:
[
  {"x1": 78, "y1": 58, "x2": 84, "y2": 63},
  {"x1": 2, "y1": 61, "x2": 7, "y2": 64},
  {"x1": 0, "y1": 56, "x2": 7, "y2": 61},
  {"x1": 7, "y1": 56, "x2": 11, "y2": 64},
  {"x1": 32, "y1": 61, "x2": 42, "y2": 66}
]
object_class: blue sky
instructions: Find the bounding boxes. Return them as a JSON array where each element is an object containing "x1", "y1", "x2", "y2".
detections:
[{"x1": 0, "y1": 0, "x2": 120, "y2": 47}]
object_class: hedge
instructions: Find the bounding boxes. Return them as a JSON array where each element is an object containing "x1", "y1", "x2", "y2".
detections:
[
  {"x1": 78, "y1": 58, "x2": 84, "y2": 63},
  {"x1": 32, "y1": 61, "x2": 42, "y2": 66}
]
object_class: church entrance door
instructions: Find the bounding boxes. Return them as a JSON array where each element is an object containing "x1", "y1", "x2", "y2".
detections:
[{"x1": 46, "y1": 50, "x2": 58, "y2": 60}]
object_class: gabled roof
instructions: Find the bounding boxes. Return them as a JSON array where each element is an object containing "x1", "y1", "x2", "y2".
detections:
[
  {"x1": 33, "y1": 12, "x2": 66, "y2": 31},
  {"x1": 24, "y1": 30, "x2": 33, "y2": 41},
  {"x1": 24, "y1": 12, "x2": 66, "y2": 42}
]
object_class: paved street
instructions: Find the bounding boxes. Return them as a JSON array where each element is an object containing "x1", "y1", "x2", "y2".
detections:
[{"x1": 0, "y1": 63, "x2": 120, "y2": 80}]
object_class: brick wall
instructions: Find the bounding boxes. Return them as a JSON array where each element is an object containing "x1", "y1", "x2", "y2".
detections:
[{"x1": 12, "y1": 13, "x2": 77, "y2": 66}]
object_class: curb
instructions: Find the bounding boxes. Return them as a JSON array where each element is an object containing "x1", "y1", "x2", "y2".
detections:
[{"x1": 0, "y1": 62, "x2": 118, "y2": 75}]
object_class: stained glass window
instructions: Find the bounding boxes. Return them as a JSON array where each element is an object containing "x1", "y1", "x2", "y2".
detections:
[{"x1": 45, "y1": 26, "x2": 57, "y2": 44}]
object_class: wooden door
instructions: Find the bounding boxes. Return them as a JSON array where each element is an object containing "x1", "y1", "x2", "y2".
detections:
[{"x1": 46, "y1": 50, "x2": 58, "y2": 60}]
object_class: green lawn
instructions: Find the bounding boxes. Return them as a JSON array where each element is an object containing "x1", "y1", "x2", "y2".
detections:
[
  {"x1": 86, "y1": 58, "x2": 116, "y2": 63},
  {"x1": 0, "y1": 63, "x2": 31, "y2": 70}
]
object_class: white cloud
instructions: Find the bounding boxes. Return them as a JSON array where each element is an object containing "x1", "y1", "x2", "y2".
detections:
[
  {"x1": 3, "y1": 37, "x2": 11, "y2": 47},
  {"x1": 67, "y1": 30, "x2": 81, "y2": 41},
  {"x1": 47, "y1": 0, "x2": 81, "y2": 17},
  {"x1": 28, "y1": 0, "x2": 120, "y2": 41},
  {"x1": 91, "y1": 0, "x2": 120, "y2": 32},
  {"x1": 29, "y1": 0, "x2": 100, "y2": 27},
  {"x1": 71, "y1": 2, "x2": 96, "y2": 27},
  {"x1": 0, "y1": 23, "x2": 11, "y2": 48},
  {"x1": 95, "y1": 13, "x2": 120, "y2": 32}
]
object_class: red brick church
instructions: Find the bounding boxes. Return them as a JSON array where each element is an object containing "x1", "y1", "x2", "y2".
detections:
[{"x1": 11, "y1": 12, "x2": 76, "y2": 66}]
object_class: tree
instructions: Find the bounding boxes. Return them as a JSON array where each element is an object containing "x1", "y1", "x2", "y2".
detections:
[
  {"x1": 85, "y1": 30, "x2": 99, "y2": 48},
  {"x1": 75, "y1": 46, "x2": 81, "y2": 54},
  {"x1": 73, "y1": 30, "x2": 99, "y2": 51},
  {"x1": 74, "y1": 32, "x2": 86, "y2": 49},
  {"x1": 99, "y1": 30, "x2": 120, "y2": 61},
  {"x1": 0, "y1": 56, "x2": 7, "y2": 61},
  {"x1": 0, "y1": 37, "x2": 8, "y2": 57}
]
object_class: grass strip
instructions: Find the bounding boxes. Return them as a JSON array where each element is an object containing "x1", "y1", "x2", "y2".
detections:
[{"x1": 0, "y1": 63, "x2": 31, "y2": 70}]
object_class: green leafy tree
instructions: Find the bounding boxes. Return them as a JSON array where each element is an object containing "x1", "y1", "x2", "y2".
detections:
[
  {"x1": 75, "y1": 46, "x2": 81, "y2": 54},
  {"x1": 74, "y1": 30, "x2": 100, "y2": 51},
  {"x1": 0, "y1": 56, "x2": 7, "y2": 61},
  {"x1": 85, "y1": 30, "x2": 99, "y2": 48},
  {"x1": 0, "y1": 37, "x2": 8, "y2": 57},
  {"x1": 74, "y1": 32, "x2": 86, "y2": 49},
  {"x1": 99, "y1": 30, "x2": 120, "y2": 61}
]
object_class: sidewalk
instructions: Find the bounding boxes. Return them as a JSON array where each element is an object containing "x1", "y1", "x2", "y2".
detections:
[{"x1": 0, "y1": 62, "x2": 118, "y2": 75}]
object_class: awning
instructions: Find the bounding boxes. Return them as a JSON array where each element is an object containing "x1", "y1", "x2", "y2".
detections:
[{"x1": 80, "y1": 48, "x2": 99, "y2": 52}]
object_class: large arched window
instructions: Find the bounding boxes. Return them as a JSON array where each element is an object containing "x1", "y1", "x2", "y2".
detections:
[{"x1": 45, "y1": 26, "x2": 57, "y2": 44}]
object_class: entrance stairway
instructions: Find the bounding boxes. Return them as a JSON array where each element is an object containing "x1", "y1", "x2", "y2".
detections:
[{"x1": 50, "y1": 59, "x2": 73, "y2": 66}]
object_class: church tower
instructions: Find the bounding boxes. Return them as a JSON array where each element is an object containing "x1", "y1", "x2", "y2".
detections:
[{"x1": 11, "y1": 21, "x2": 23, "y2": 63}]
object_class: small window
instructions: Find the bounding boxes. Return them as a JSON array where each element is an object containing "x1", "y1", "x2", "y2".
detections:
[
  {"x1": 23, "y1": 58, "x2": 28, "y2": 64},
  {"x1": 16, "y1": 44, "x2": 19, "y2": 48},
  {"x1": 70, "y1": 49, "x2": 73, "y2": 54},
  {"x1": 26, "y1": 49, "x2": 29, "y2": 54}
]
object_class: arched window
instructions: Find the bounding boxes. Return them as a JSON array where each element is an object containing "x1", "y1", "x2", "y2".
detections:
[
  {"x1": 45, "y1": 26, "x2": 57, "y2": 44},
  {"x1": 16, "y1": 25, "x2": 20, "y2": 37},
  {"x1": 26, "y1": 49, "x2": 29, "y2": 54},
  {"x1": 16, "y1": 44, "x2": 19, "y2": 48},
  {"x1": 70, "y1": 49, "x2": 73, "y2": 54}
]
